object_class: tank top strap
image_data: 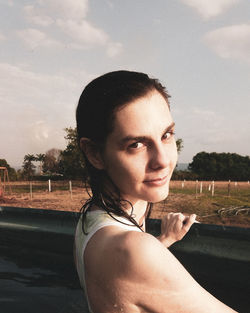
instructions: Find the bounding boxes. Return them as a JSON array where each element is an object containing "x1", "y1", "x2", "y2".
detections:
[{"x1": 81, "y1": 210, "x2": 142, "y2": 252}]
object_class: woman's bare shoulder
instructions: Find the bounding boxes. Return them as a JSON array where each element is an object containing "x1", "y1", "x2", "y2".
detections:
[
  {"x1": 101, "y1": 229, "x2": 237, "y2": 313},
  {"x1": 111, "y1": 230, "x2": 183, "y2": 280}
]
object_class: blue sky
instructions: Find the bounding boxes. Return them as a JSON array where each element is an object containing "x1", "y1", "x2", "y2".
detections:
[{"x1": 0, "y1": 0, "x2": 249, "y2": 168}]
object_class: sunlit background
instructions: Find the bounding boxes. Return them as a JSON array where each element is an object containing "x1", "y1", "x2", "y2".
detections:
[{"x1": 0, "y1": 0, "x2": 249, "y2": 168}]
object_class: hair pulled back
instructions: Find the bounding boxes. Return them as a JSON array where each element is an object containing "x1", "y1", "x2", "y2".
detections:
[{"x1": 76, "y1": 70, "x2": 170, "y2": 231}]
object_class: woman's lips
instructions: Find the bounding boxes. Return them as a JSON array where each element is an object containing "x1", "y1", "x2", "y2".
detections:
[{"x1": 143, "y1": 175, "x2": 168, "y2": 187}]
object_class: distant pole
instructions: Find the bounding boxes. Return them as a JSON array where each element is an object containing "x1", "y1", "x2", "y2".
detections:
[
  {"x1": 208, "y1": 183, "x2": 211, "y2": 191},
  {"x1": 48, "y1": 179, "x2": 51, "y2": 192},
  {"x1": 181, "y1": 181, "x2": 184, "y2": 189},
  {"x1": 69, "y1": 180, "x2": 72, "y2": 199},
  {"x1": 195, "y1": 180, "x2": 198, "y2": 199},
  {"x1": 200, "y1": 181, "x2": 203, "y2": 194},
  {"x1": 228, "y1": 180, "x2": 231, "y2": 197},
  {"x1": 211, "y1": 181, "x2": 215, "y2": 196},
  {"x1": 30, "y1": 181, "x2": 33, "y2": 199}
]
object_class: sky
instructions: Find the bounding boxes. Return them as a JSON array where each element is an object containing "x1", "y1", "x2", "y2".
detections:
[{"x1": 0, "y1": 0, "x2": 249, "y2": 168}]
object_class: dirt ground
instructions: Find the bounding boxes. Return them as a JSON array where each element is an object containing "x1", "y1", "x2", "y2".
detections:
[{"x1": 1, "y1": 185, "x2": 249, "y2": 228}]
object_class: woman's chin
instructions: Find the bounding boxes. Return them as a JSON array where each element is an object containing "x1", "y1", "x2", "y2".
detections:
[{"x1": 144, "y1": 188, "x2": 170, "y2": 203}]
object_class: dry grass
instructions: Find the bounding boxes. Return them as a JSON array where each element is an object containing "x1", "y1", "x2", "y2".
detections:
[{"x1": 0, "y1": 180, "x2": 249, "y2": 228}]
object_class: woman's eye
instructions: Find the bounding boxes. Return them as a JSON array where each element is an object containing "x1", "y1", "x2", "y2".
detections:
[
  {"x1": 163, "y1": 131, "x2": 175, "y2": 140},
  {"x1": 129, "y1": 142, "x2": 144, "y2": 149}
]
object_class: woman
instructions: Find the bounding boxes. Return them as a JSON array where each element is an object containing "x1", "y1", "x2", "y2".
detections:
[{"x1": 74, "y1": 70, "x2": 237, "y2": 313}]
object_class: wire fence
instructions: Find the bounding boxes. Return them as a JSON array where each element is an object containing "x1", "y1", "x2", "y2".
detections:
[
  {"x1": 1, "y1": 180, "x2": 85, "y2": 196},
  {"x1": 1, "y1": 179, "x2": 249, "y2": 199},
  {"x1": 170, "y1": 180, "x2": 250, "y2": 198},
  {"x1": 1, "y1": 180, "x2": 250, "y2": 223}
]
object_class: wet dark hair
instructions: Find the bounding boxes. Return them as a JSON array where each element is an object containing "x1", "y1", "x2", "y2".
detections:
[{"x1": 76, "y1": 70, "x2": 170, "y2": 232}]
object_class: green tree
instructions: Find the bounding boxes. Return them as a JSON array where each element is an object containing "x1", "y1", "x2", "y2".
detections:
[
  {"x1": 35, "y1": 153, "x2": 45, "y2": 175},
  {"x1": 176, "y1": 138, "x2": 184, "y2": 154},
  {"x1": 189, "y1": 152, "x2": 250, "y2": 180},
  {"x1": 22, "y1": 154, "x2": 36, "y2": 180},
  {"x1": 59, "y1": 127, "x2": 86, "y2": 179},
  {"x1": 42, "y1": 149, "x2": 61, "y2": 174}
]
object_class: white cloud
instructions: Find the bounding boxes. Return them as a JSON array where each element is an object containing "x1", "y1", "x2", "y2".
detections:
[
  {"x1": 180, "y1": 0, "x2": 240, "y2": 19},
  {"x1": 24, "y1": 5, "x2": 53, "y2": 27},
  {"x1": 180, "y1": 107, "x2": 227, "y2": 145},
  {"x1": 22, "y1": 0, "x2": 122, "y2": 57},
  {"x1": 56, "y1": 19, "x2": 123, "y2": 55},
  {"x1": 106, "y1": 42, "x2": 123, "y2": 57},
  {"x1": 16, "y1": 28, "x2": 62, "y2": 49},
  {"x1": 24, "y1": 0, "x2": 88, "y2": 23},
  {"x1": 0, "y1": 62, "x2": 80, "y2": 109},
  {"x1": 42, "y1": 0, "x2": 88, "y2": 20},
  {"x1": 0, "y1": 62, "x2": 91, "y2": 165},
  {"x1": 56, "y1": 19, "x2": 108, "y2": 47},
  {"x1": 204, "y1": 24, "x2": 250, "y2": 63},
  {"x1": 178, "y1": 107, "x2": 248, "y2": 155}
]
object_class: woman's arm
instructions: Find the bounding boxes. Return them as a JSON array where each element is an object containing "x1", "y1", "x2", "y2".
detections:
[{"x1": 115, "y1": 231, "x2": 237, "y2": 313}]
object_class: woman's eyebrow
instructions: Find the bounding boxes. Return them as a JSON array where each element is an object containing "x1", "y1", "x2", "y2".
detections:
[
  {"x1": 163, "y1": 122, "x2": 175, "y2": 134},
  {"x1": 119, "y1": 122, "x2": 175, "y2": 146},
  {"x1": 119, "y1": 135, "x2": 147, "y2": 146}
]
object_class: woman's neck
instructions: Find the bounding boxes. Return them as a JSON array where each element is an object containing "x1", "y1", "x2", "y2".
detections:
[{"x1": 124, "y1": 199, "x2": 148, "y2": 227}]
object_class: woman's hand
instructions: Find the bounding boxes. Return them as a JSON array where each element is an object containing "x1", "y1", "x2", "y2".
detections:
[{"x1": 157, "y1": 212, "x2": 197, "y2": 248}]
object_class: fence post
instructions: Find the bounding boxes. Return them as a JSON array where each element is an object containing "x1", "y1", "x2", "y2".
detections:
[
  {"x1": 200, "y1": 181, "x2": 203, "y2": 194},
  {"x1": 30, "y1": 181, "x2": 33, "y2": 199},
  {"x1": 69, "y1": 180, "x2": 72, "y2": 199},
  {"x1": 195, "y1": 180, "x2": 198, "y2": 199},
  {"x1": 211, "y1": 181, "x2": 215, "y2": 196},
  {"x1": 48, "y1": 179, "x2": 51, "y2": 192},
  {"x1": 228, "y1": 180, "x2": 231, "y2": 197}
]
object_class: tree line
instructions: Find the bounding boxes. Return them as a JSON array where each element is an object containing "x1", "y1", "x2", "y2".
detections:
[
  {"x1": 1, "y1": 128, "x2": 249, "y2": 181},
  {"x1": 188, "y1": 151, "x2": 250, "y2": 181}
]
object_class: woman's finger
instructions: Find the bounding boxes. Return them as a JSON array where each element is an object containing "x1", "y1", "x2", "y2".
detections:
[{"x1": 183, "y1": 214, "x2": 196, "y2": 232}]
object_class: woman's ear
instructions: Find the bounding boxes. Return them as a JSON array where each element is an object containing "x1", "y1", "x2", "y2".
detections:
[{"x1": 80, "y1": 138, "x2": 105, "y2": 170}]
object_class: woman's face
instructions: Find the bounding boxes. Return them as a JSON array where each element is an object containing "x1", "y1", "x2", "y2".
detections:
[{"x1": 102, "y1": 90, "x2": 178, "y2": 205}]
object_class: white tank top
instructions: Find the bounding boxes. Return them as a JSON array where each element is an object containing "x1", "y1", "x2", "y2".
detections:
[{"x1": 74, "y1": 209, "x2": 142, "y2": 313}]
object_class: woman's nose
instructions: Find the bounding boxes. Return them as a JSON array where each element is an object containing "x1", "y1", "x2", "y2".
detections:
[{"x1": 149, "y1": 142, "x2": 176, "y2": 170}]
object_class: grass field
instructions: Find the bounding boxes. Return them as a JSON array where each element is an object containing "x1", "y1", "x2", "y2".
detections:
[
  {"x1": 161, "y1": 180, "x2": 250, "y2": 227},
  {"x1": 1, "y1": 180, "x2": 250, "y2": 227}
]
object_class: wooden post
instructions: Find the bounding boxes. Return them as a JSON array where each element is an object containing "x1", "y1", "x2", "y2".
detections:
[
  {"x1": 69, "y1": 180, "x2": 72, "y2": 199},
  {"x1": 0, "y1": 167, "x2": 12, "y2": 196},
  {"x1": 195, "y1": 180, "x2": 198, "y2": 199},
  {"x1": 200, "y1": 181, "x2": 203, "y2": 194},
  {"x1": 5, "y1": 169, "x2": 12, "y2": 194},
  {"x1": 48, "y1": 179, "x2": 51, "y2": 192},
  {"x1": 181, "y1": 181, "x2": 184, "y2": 189},
  {"x1": 30, "y1": 181, "x2": 33, "y2": 199},
  {"x1": 211, "y1": 181, "x2": 215, "y2": 196},
  {"x1": 228, "y1": 180, "x2": 231, "y2": 197}
]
